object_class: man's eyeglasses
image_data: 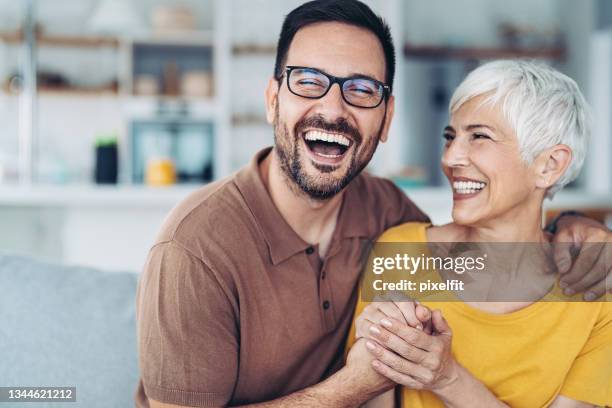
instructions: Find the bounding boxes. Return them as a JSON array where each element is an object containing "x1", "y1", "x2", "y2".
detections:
[{"x1": 280, "y1": 66, "x2": 390, "y2": 109}]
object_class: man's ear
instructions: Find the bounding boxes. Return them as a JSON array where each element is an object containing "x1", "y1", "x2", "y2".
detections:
[
  {"x1": 379, "y1": 95, "x2": 395, "y2": 143},
  {"x1": 264, "y1": 77, "x2": 280, "y2": 124},
  {"x1": 534, "y1": 144, "x2": 572, "y2": 190}
]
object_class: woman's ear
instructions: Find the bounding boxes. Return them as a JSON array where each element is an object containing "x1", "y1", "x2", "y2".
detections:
[
  {"x1": 534, "y1": 144, "x2": 572, "y2": 190},
  {"x1": 264, "y1": 77, "x2": 280, "y2": 124}
]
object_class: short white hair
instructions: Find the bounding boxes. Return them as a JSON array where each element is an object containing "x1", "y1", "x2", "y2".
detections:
[{"x1": 449, "y1": 60, "x2": 589, "y2": 198}]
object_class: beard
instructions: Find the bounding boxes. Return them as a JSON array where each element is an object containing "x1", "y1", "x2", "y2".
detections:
[{"x1": 273, "y1": 102, "x2": 384, "y2": 201}]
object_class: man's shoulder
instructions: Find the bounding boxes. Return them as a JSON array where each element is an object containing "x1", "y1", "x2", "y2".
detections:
[
  {"x1": 354, "y1": 171, "x2": 405, "y2": 198},
  {"x1": 354, "y1": 172, "x2": 428, "y2": 218},
  {"x1": 153, "y1": 173, "x2": 251, "y2": 249}
]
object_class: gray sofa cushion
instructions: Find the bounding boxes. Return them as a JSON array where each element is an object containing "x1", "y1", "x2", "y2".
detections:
[{"x1": 0, "y1": 254, "x2": 139, "y2": 407}]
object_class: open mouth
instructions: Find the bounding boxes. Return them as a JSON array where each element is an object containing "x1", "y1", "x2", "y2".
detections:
[
  {"x1": 302, "y1": 130, "x2": 352, "y2": 164},
  {"x1": 452, "y1": 179, "x2": 487, "y2": 198}
]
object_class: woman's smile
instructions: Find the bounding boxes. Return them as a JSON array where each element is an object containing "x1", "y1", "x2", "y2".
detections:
[{"x1": 451, "y1": 176, "x2": 488, "y2": 200}]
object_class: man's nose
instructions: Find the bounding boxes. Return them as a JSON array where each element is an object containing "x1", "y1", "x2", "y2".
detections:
[
  {"x1": 441, "y1": 137, "x2": 470, "y2": 168},
  {"x1": 315, "y1": 83, "x2": 349, "y2": 118}
]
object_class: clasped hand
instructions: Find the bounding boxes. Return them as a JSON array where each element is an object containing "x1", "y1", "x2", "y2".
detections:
[{"x1": 351, "y1": 299, "x2": 458, "y2": 391}]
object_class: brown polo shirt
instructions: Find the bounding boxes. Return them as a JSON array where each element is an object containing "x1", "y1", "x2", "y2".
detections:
[{"x1": 135, "y1": 147, "x2": 429, "y2": 407}]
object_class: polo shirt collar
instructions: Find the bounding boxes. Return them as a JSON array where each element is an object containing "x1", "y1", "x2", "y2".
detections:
[
  {"x1": 335, "y1": 174, "x2": 372, "y2": 239},
  {"x1": 235, "y1": 147, "x2": 371, "y2": 265},
  {"x1": 235, "y1": 148, "x2": 309, "y2": 265}
]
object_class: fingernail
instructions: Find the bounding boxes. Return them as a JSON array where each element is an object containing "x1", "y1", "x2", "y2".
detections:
[
  {"x1": 366, "y1": 341, "x2": 377, "y2": 351},
  {"x1": 370, "y1": 325, "x2": 381, "y2": 335},
  {"x1": 584, "y1": 292, "x2": 597, "y2": 301},
  {"x1": 380, "y1": 318, "x2": 392, "y2": 328},
  {"x1": 416, "y1": 324, "x2": 423, "y2": 331},
  {"x1": 564, "y1": 288, "x2": 575, "y2": 296},
  {"x1": 559, "y1": 281, "x2": 568, "y2": 289}
]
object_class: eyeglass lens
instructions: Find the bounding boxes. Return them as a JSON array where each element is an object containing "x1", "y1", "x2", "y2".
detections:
[{"x1": 288, "y1": 67, "x2": 384, "y2": 108}]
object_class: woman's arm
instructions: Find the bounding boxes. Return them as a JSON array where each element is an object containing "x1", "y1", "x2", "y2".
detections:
[{"x1": 430, "y1": 363, "x2": 509, "y2": 408}]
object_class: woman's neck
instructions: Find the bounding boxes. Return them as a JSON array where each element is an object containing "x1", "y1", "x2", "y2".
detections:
[
  {"x1": 460, "y1": 196, "x2": 549, "y2": 243},
  {"x1": 446, "y1": 197, "x2": 553, "y2": 314}
]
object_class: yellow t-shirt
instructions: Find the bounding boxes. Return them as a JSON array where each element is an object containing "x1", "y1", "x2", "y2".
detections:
[{"x1": 347, "y1": 222, "x2": 612, "y2": 408}]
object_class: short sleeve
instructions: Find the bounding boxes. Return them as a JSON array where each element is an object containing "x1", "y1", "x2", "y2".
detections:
[
  {"x1": 137, "y1": 241, "x2": 239, "y2": 407},
  {"x1": 560, "y1": 303, "x2": 612, "y2": 406}
]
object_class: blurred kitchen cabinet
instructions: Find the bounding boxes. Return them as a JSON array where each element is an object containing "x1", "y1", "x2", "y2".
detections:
[{"x1": 121, "y1": 33, "x2": 215, "y2": 99}]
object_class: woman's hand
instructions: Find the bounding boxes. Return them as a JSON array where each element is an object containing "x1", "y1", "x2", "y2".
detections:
[
  {"x1": 356, "y1": 298, "x2": 433, "y2": 340},
  {"x1": 365, "y1": 310, "x2": 509, "y2": 408},
  {"x1": 365, "y1": 310, "x2": 457, "y2": 391}
]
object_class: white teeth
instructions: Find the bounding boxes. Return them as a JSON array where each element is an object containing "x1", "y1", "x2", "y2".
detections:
[
  {"x1": 304, "y1": 130, "x2": 350, "y2": 147},
  {"x1": 452, "y1": 180, "x2": 486, "y2": 193}
]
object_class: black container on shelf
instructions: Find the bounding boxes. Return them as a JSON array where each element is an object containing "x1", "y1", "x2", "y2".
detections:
[{"x1": 95, "y1": 138, "x2": 118, "y2": 184}]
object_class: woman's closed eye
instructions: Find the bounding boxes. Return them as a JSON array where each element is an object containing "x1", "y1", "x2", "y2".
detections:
[
  {"x1": 472, "y1": 132, "x2": 492, "y2": 140},
  {"x1": 442, "y1": 132, "x2": 455, "y2": 148},
  {"x1": 442, "y1": 132, "x2": 493, "y2": 148}
]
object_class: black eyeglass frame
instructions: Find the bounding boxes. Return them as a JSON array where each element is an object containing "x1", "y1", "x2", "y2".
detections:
[{"x1": 279, "y1": 65, "x2": 391, "y2": 109}]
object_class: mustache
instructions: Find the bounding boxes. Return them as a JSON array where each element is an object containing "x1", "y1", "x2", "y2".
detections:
[{"x1": 295, "y1": 115, "x2": 362, "y2": 145}]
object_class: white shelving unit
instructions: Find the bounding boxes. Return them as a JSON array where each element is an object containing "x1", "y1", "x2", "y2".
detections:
[
  {"x1": 1, "y1": 0, "x2": 234, "y2": 184},
  {"x1": 0, "y1": 0, "x2": 610, "y2": 273}
]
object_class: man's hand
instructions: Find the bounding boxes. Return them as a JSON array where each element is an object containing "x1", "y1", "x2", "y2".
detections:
[
  {"x1": 552, "y1": 215, "x2": 611, "y2": 300},
  {"x1": 345, "y1": 338, "x2": 395, "y2": 396}
]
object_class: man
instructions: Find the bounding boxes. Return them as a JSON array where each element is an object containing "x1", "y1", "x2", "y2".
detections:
[{"x1": 136, "y1": 1, "x2": 610, "y2": 407}]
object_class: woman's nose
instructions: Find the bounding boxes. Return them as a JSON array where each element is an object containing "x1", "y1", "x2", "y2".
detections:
[{"x1": 442, "y1": 138, "x2": 470, "y2": 168}]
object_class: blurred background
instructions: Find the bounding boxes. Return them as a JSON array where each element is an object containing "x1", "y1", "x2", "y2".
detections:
[{"x1": 1, "y1": 0, "x2": 611, "y2": 272}]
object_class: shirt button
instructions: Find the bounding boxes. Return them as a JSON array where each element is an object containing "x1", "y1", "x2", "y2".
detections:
[
  {"x1": 321, "y1": 271, "x2": 326, "y2": 280},
  {"x1": 323, "y1": 300, "x2": 330, "y2": 310},
  {"x1": 306, "y1": 246, "x2": 315, "y2": 255}
]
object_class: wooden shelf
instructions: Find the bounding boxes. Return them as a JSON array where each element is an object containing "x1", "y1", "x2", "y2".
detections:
[
  {"x1": 231, "y1": 113, "x2": 268, "y2": 126},
  {"x1": 230, "y1": 43, "x2": 566, "y2": 61},
  {"x1": 39, "y1": 85, "x2": 118, "y2": 95},
  {"x1": 0, "y1": 31, "x2": 118, "y2": 48},
  {"x1": 123, "y1": 96, "x2": 218, "y2": 120},
  {"x1": 3, "y1": 84, "x2": 118, "y2": 96},
  {"x1": 403, "y1": 44, "x2": 566, "y2": 61},
  {"x1": 232, "y1": 44, "x2": 276, "y2": 56},
  {"x1": 131, "y1": 31, "x2": 214, "y2": 47}
]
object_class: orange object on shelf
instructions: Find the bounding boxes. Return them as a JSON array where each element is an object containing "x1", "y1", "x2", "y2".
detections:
[{"x1": 145, "y1": 158, "x2": 176, "y2": 186}]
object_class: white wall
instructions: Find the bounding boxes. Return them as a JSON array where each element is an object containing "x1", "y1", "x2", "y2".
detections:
[
  {"x1": 402, "y1": 0, "x2": 560, "y2": 46},
  {"x1": 0, "y1": 94, "x2": 125, "y2": 183}
]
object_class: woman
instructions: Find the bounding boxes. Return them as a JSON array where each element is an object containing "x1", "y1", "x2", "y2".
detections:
[{"x1": 346, "y1": 60, "x2": 611, "y2": 407}]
